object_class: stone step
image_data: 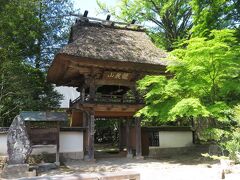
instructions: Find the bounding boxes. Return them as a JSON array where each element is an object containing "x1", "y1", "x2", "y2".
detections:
[{"x1": 0, "y1": 164, "x2": 36, "y2": 179}]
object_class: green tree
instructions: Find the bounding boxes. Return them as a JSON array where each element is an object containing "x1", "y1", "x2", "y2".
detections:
[
  {"x1": 0, "y1": 0, "x2": 74, "y2": 69},
  {"x1": 191, "y1": 0, "x2": 240, "y2": 37},
  {"x1": 137, "y1": 30, "x2": 240, "y2": 138},
  {"x1": 97, "y1": 0, "x2": 193, "y2": 51},
  {"x1": 0, "y1": 0, "x2": 74, "y2": 126},
  {"x1": 0, "y1": 62, "x2": 62, "y2": 126},
  {"x1": 33, "y1": 0, "x2": 74, "y2": 68}
]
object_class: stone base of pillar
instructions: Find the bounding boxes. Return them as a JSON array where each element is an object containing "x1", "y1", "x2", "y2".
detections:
[
  {"x1": 84, "y1": 155, "x2": 96, "y2": 163},
  {"x1": 54, "y1": 161, "x2": 60, "y2": 166},
  {"x1": 126, "y1": 153, "x2": 133, "y2": 158},
  {"x1": 135, "y1": 155, "x2": 144, "y2": 160}
]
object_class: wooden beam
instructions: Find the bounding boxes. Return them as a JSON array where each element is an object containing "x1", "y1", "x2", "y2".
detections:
[
  {"x1": 119, "y1": 121, "x2": 123, "y2": 151},
  {"x1": 56, "y1": 122, "x2": 60, "y2": 166},
  {"x1": 66, "y1": 55, "x2": 167, "y2": 74},
  {"x1": 68, "y1": 65, "x2": 92, "y2": 74},
  {"x1": 126, "y1": 119, "x2": 132, "y2": 157},
  {"x1": 95, "y1": 79, "x2": 135, "y2": 87},
  {"x1": 81, "y1": 88, "x2": 85, "y2": 102},
  {"x1": 71, "y1": 103, "x2": 144, "y2": 113},
  {"x1": 87, "y1": 112, "x2": 95, "y2": 161},
  {"x1": 135, "y1": 118, "x2": 142, "y2": 159},
  {"x1": 88, "y1": 76, "x2": 96, "y2": 101},
  {"x1": 95, "y1": 111, "x2": 135, "y2": 117},
  {"x1": 83, "y1": 10, "x2": 88, "y2": 17}
]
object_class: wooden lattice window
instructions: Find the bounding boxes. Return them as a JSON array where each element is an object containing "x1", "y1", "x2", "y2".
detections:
[{"x1": 149, "y1": 131, "x2": 159, "y2": 146}]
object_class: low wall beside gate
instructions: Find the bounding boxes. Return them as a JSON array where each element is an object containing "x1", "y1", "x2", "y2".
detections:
[{"x1": 0, "y1": 127, "x2": 84, "y2": 160}]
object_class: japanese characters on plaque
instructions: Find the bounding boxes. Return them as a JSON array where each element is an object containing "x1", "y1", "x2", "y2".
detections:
[{"x1": 103, "y1": 71, "x2": 132, "y2": 81}]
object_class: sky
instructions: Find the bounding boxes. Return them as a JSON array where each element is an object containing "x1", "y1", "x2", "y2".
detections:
[{"x1": 73, "y1": 0, "x2": 118, "y2": 18}]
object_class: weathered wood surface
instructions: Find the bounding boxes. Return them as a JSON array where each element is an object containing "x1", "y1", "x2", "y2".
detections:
[
  {"x1": 135, "y1": 118, "x2": 142, "y2": 158},
  {"x1": 126, "y1": 120, "x2": 132, "y2": 157},
  {"x1": 28, "y1": 128, "x2": 58, "y2": 145},
  {"x1": 86, "y1": 113, "x2": 95, "y2": 161}
]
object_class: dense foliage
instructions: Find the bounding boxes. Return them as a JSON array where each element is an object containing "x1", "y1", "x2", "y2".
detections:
[
  {"x1": 0, "y1": 0, "x2": 75, "y2": 126},
  {"x1": 98, "y1": 0, "x2": 240, "y2": 50},
  {"x1": 137, "y1": 29, "x2": 239, "y2": 124},
  {"x1": 97, "y1": 0, "x2": 193, "y2": 51},
  {"x1": 137, "y1": 4, "x2": 239, "y2": 161},
  {"x1": 137, "y1": 30, "x2": 240, "y2": 160}
]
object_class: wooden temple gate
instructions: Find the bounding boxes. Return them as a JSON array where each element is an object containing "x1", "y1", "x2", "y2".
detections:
[{"x1": 47, "y1": 12, "x2": 169, "y2": 161}]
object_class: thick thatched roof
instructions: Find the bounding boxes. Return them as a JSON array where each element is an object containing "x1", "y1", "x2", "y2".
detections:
[
  {"x1": 47, "y1": 18, "x2": 170, "y2": 85},
  {"x1": 59, "y1": 20, "x2": 168, "y2": 66}
]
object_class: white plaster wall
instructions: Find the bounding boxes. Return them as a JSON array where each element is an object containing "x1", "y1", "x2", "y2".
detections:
[
  {"x1": 59, "y1": 131, "x2": 83, "y2": 153},
  {"x1": 0, "y1": 131, "x2": 83, "y2": 155},
  {"x1": 54, "y1": 86, "x2": 79, "y2": 108},
  {"x1": 0, "y1": 134, "x2": 7, "y2": 155},
  {"x1": 159, "y1": 131, "x2": 193, "y2": 148}
]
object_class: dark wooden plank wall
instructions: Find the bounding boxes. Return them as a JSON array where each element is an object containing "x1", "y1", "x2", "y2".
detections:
[{"x1": 28, "y1": 128, "x2": 58, "y2": 145}]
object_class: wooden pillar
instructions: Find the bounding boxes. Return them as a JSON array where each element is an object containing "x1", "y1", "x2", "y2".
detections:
[
  {"x1": 89, "y1": 78, "x2": 96, "y2": 102},
  {"x1": 135, "y1": 117, "x2": 143, "y2": 159},
  {"x1": 126, "y1": 119, "x2": 132, "y2": 158},
  {"x1": 119, "y1": 120, "x2": 123, "y2": 151},
  {"x1": 87, "y1": 112, "x2": 95, "y2": 161},
  {"x1": 81, "y1": 88, "x2": 85, "y2": 102},
  {"x1": 55, "y1": 122, "x2": 60, "y2": 166}
]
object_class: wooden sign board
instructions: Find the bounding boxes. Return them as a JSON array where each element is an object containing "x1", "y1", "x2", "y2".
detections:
[{"x1": 103, "y1": 71, "x2": 132, "y2": 81}]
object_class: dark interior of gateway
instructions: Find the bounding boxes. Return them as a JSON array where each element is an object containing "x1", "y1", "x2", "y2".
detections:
[
  {"x1": 94, "y1": 119, "x2": 121, "y2": 158},
  {"x1": 96, "y1": 85, "x2": 130, "y2": 95}
]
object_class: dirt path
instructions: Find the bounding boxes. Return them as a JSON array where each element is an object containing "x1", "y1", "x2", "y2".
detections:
[{"x1": 37, "y1": 155, "x2": 240, "y2": 180}]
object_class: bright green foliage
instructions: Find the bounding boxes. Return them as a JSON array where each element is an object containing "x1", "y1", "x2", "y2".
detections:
[
  {"x1": 138, "y1": 29, "x2": 240, "y2": 127},
  {"x1": 201, "y1": 128, "x2": 229, "y2": 142},
  {"x1": 191, "y1": 0, "x2": 228, "y2": 36},
  {"x1": 190, "y1": 0, "x2": 240, "y2": 37},
  {"x1": 97, "y1": 0, "x2": 192, "y2": 51},
  {"x1": 98, "y1": 0, "x2": 240, "y2": 50},
  {"x1": 171, "y1": 30, "x2": 239, "y2": 107},
  {"x1": 224, "y1": 130, "x2": 240, "y2": 162},
  {"x1": 168, "y1": 98, "x2": 209, "y2": 120},
  {"x1": 223, "y1": 105, "x2": 240, "y2": 162},
  {"x1": 137, "y1": 76, "x2": 181, "y2": 122},
  {"x1": 233, "y1": 105, "x2": 240, "y2": 123}
]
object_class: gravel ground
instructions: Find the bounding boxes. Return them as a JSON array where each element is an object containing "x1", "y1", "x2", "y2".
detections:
[{"x1": 38, "y1": 155, "x2": 240, "y2": 180}]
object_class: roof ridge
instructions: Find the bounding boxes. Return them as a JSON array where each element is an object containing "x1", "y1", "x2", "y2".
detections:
[
  {"x1": 70, "y1": 12, "x2": 145, "y2": 32},
  {"x1": 75, "y1": 20, "x2": 146, "y2": 32}
]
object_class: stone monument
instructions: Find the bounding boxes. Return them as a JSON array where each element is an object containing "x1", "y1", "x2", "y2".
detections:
[
  {"x1": 7, "y1": 115, "x2": 32, "y2": 164},
  {"x1": 1, "y1": 115, "x2": 35, "y2": 179}
]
